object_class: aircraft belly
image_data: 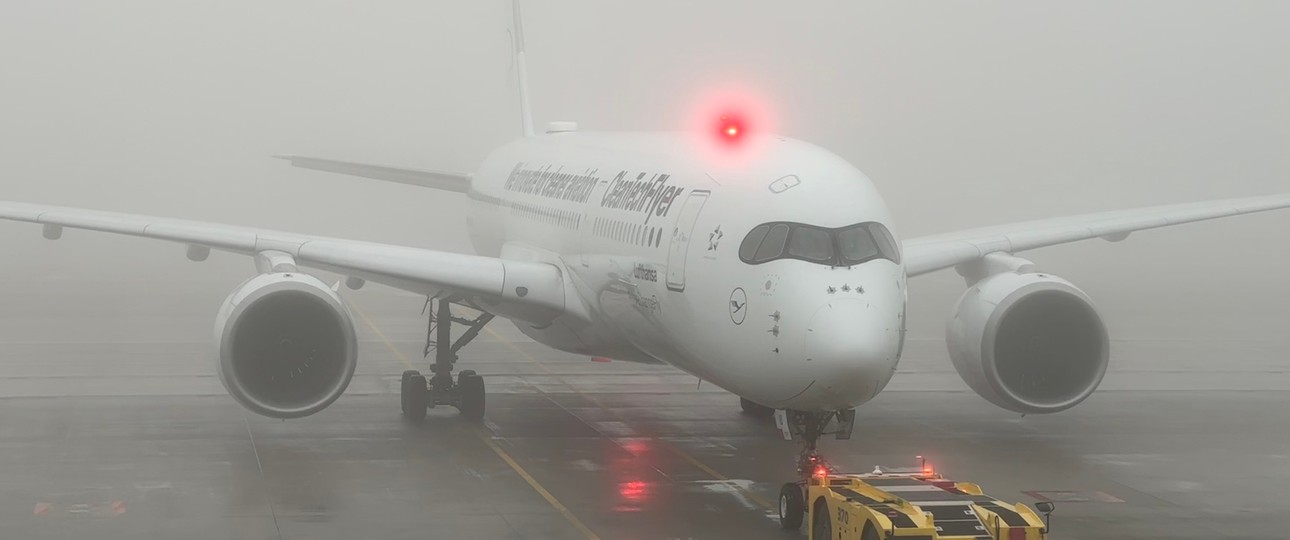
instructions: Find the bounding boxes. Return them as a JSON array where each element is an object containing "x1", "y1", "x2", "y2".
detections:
[{"x1": 559, "y1": 256, "x2": 684, "y2": 367}]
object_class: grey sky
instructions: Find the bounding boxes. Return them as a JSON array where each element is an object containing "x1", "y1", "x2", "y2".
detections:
[{"x1": 1, "y1": 1, "x2": 1287, "y2": 339}]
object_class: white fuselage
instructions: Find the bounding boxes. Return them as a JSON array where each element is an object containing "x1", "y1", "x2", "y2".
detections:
[{"x1": 464, "y1": 131, "x2": 907, "y2": 411}]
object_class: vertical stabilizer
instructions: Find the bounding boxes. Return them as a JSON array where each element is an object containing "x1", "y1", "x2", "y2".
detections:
[{"x1": 512, "y1": 0, "x2": 535, "y2": 137}]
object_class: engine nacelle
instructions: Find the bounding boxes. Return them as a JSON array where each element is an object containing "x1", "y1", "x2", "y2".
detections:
[
  {"x1": 215, "y1": 272, "x2": 358, "y2": 418},
  {"x1": 947, "y1": 271, "x2": 1109, "y2": 414}
]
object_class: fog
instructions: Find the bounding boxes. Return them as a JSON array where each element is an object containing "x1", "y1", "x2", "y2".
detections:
[{"x1": 1, "y1": 1, "x2": 1287, "y2": 342}]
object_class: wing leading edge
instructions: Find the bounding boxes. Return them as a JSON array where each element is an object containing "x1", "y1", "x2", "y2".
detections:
[
  {"x1": 902, "y1": 193, "x2": 1290, "y2": 277},
  {"x1": 0, "y1": 201, "x2": 565, "y2": 324},
  {"x1": 274, "y1": 155, "x2": 472, "y2": 193}
]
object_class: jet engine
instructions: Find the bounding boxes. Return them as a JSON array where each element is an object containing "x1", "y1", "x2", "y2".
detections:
[
  {"x1": 214, "y1": 272, "x2": 358, "y2": 418},
  {"x1": 946, "y1": 271, "x2": 1109, "y2": 414}
]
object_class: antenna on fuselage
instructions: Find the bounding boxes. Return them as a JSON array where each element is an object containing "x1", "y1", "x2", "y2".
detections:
[{"x1": 511, "y1": 0, "x2": 535, "y2": 137}]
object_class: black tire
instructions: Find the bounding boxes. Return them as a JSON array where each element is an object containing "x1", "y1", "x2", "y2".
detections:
[
  {"x1": 458, "y1": 372, "x2": 485, "y2": 422},
  {"x1": 778, "y1": 482, "x2": 805, "y2": 530},
  {"x1": 400, "y1": 370, "x2": 419, "y2": 415},
  {"x1": 861, "y1": 521, "x2": 880, "y2": 540},
  {"x1": 812, "y1": 499, "x2": 832, "y2": 540},
  {"x1": 739, "y1": 397, "x2": 774, "y2": 419},
  {"x1": 404, "y1": 374, "x2": 427, "y2": 423}
]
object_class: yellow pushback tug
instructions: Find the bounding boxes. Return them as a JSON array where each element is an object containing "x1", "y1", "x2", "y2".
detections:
[{"x1": 778, "y1": 459, "x2": 1055, "y2": 540}]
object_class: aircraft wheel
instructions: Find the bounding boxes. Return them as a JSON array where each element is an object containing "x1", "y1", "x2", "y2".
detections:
[
  {"x1": 400, "y1": 370, "x2": 419, "y2": 414},
  {"x1": 458, "y1": 371, "x2": 485, "y2": 422},
  {"x1": 404, "y1": 373, "x2": 427, "y2": 424},
  {"x1": 811, "y1": 499, "x2": 832, "y2": 539},
  {"x1": 778, "y1": 482, "x2": 805, "y2": 530},
  {"x1": 740, "y1": 397, "x2": 774, "y2": 419}
]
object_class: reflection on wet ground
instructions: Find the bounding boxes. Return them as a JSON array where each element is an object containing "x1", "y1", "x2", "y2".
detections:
[{"x1": 2, "y1": 291, "x2": 1288, "y2": 539}]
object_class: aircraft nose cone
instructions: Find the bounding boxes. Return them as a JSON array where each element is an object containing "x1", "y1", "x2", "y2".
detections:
[{"x1": 804, "y1": 298, "x2": 899, "y2": 407}]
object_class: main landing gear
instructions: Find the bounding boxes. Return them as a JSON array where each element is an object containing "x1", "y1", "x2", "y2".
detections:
[
  {"x1": 400, "y1": 297, "x2": 493, "y2": 424},
  {"x1": 775, "y1": 408, "x2": 856, "y2": 530}
]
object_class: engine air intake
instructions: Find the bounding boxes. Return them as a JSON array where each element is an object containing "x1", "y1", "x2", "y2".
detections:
[
  {"x1": 947, "y1": 271, "x2": 1109, "y2": 414},
  {"x1": 215, "y1": 273, "x2": 358, "y2": 419}
]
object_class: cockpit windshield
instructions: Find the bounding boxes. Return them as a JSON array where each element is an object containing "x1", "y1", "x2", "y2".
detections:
[{"x1": 738, "y1": 221, "x2": 899, "y2": 266}]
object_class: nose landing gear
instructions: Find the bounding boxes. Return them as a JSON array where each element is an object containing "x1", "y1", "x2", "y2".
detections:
[
  {"x1": 775, "y1": 408, "x2": 856, "y2": 530},
  {"x1": 400, "y1": 297, "x2": 493, "y2": 423}
]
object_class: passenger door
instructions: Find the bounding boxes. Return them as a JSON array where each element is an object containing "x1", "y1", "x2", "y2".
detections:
[{"x1": 666, "y1": 191, "x2": 709, "y2": 292}]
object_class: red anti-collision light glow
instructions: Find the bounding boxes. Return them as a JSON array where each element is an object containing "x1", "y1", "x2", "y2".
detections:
[
  {"x1": 716, "y1": 115, "x2": 744, "y2": 145},
  {"x1": 686, "y1": 84, "x2": 777, "y2": 167},
  {"x1": 723, "y1": 119, "x2": 740, "y2": 138}
]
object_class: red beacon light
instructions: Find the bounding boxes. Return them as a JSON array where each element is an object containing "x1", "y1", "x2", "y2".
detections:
[{"x1": 716, "y1": 115, "x2": 744, "y2": 145}]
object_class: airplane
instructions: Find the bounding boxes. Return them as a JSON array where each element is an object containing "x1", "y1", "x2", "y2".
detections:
[{"x1": 2, "y1": 2, "x2": 1288, "y2": 522}]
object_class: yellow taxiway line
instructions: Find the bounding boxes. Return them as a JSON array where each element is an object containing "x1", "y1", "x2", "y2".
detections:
[
  {"x1": 349, "y1": 301, "x2": 416, "y2": 372},
  {"x1": 477, "y1": 431, "x2": 602, "y2": 540},
  {"x1": 350, "y1": 300, "x2": 600, "y2": 540},
  {"x1": 482, "y1": 325, "x2": 776, "y2": 511}
]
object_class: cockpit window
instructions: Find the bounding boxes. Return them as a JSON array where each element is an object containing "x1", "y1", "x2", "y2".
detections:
[
  {"x1": 836, "y1": 224, "x2": 879, "y2": 265},
  {"x1": 738, "y1": 224, "x2": 770, "y2": 261},
  {"x1": 787, "y1": 226, "x2": 834, "y2": 263},
  {"x1": 738, "y1": 221, "x2": 899, "y2": 266},
  {"x1": 753, "y1": 223, "x2": 790, "y2": 262},
  {"x1": 870, "y1": 223, "x2": 900, "y2": 263}
]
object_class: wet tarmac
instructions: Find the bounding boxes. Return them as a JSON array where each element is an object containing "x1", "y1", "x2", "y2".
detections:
[{"x1": 2, "y1": 283, "x2": 1289, "y2": 539}]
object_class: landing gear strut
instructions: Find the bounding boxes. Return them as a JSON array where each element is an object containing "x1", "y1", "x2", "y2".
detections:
[
  {"x1": 400, "y1": 297, "x2": 493, "y2": 423},
  {"x1": 775, "y1": 408, "x2": 856, "y2": 530},
  {"x1": 739, "y1": 397, "x2": 775, "y2": 419}
]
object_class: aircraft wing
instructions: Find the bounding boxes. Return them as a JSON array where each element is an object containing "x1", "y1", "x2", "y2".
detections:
[
  {"x1": 0, "y1": 201, "x2": 565, "y2": 323},
  {"x1": 274, "y1": 155, "x2": 472, "y2": 193},
  {"x1": 902, "y1": 193, "x2": 1290, "y2": 277}
]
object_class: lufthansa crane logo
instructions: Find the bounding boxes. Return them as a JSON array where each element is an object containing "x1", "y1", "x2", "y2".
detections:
[{"x1": 729, "y1": 287, "x2": 747, "y2": 325}]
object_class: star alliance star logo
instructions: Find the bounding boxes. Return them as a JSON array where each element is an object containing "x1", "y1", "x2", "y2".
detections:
[{"x1": 707, "y1": 225, "x2": 723, "y2": 251}]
